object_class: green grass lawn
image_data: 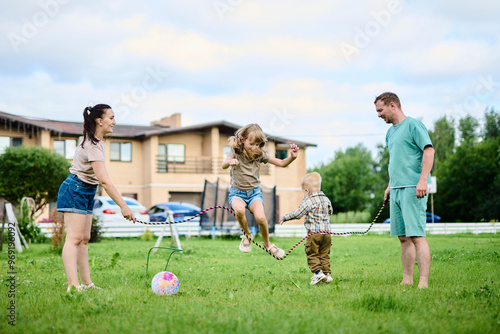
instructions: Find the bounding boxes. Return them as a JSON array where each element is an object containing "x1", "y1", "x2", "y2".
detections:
[{"x1": 1, "y1": 233, "x2": 499, "y2": 334}]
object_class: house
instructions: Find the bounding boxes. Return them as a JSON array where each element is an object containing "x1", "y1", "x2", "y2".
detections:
[{"x1": 0, "y1": 110, "x2": 316, "y2": 222}]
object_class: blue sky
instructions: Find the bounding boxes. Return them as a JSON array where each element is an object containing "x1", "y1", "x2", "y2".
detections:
[{"x1": 1, "y1": 0, "x2": 499, "y2": 168}]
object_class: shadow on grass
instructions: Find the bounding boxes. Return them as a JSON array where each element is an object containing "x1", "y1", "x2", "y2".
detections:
[{"x1": 356, "y1": 293, "x2": 410, "y2": 312}]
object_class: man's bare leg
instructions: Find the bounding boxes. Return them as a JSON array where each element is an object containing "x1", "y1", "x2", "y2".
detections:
[
  {"x1": 399, "y1": 236, "x2": 415, "y2": 285},
  {"x1": 412, "y1": 236, "x2": 431, "y2": 289}
]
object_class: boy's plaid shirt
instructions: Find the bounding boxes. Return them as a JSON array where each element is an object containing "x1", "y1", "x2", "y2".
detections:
[{"x1": 282, "y1": 191, "x2": 333, "y2": 233}]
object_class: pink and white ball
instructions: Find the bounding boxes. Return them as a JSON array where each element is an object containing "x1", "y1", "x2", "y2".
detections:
[{"x1": 151, "y1": 271, "x2": 180, "y2": 296}]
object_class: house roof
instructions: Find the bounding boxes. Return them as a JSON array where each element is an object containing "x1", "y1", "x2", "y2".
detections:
[
  {"x1": 0, "y1": 110, "x2": 316, "y2": 147},
  {"x1": 137, "y1": 120, "x2": 316, "y2": 147},
  {"x1": 0, "y1": 110, "x2": 160, "y2": 138}
]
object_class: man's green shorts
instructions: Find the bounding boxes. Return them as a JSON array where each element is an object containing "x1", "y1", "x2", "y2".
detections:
[{"x1": 390, "y1": 187, "x2": 428, "y2": 237}]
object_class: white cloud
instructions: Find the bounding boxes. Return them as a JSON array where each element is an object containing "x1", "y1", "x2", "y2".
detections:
[
  {"x1": 211, "y1": 0, "x2": 343, "y2": 26},
  {"x1": 1, "y1": 0, "x2": 500, "y2": 169},
  {"x1": 388, "y1": 40, "x2": 500, "y2": 79},
  {"x1": 120, "y1": 25, "x2": 345, "y2": 72}
]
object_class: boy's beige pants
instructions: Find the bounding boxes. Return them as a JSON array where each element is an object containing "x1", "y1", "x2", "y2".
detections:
[{"x1": 305, "y1": 233, "x2": 332, "y2": 274}]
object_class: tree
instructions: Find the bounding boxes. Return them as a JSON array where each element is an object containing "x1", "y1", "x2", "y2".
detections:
[
  {"x1": 435, "y1": 138, "x2": 499, "y2": 222},
  {"x1": 429, "y1": 115, "x2": 455, "y2": 172},
  {"x1": 312, "y1": 144, "x2": 378, "y2": 222},
  {"x1": 0, "y1": 146, "x2": 70, "y2": 214},
  {"x1": 369, "y1": 144, "x2": 391, "y2": 222},
  {"x1": 458, "y1": 114, "x2": 479, "y2": 145},
  {"x1": 472, "y1": 170, "x2": 500, "y2": 221},
  {"x1": 483, "y1": 107, "x2": 500, "y2": 140}
]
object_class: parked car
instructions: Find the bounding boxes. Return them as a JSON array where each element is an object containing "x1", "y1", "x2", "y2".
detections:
[
  {"x1": 93, "y1": 196, "x2": 150, "y2": 225},
  {"x1": 148, "y1": 202, "x2": 204, "y2": 223},
  {"x1": 383, "y1": 212, "x2": 442, "y2": 224}
]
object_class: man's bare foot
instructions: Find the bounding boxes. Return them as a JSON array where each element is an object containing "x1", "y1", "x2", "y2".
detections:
[
  {"x1": 400, "y1": 280, "x2": 413, "y2": 286},
  {"x1": 418, "y1": 282, "x2": 428, "y2": 289}
]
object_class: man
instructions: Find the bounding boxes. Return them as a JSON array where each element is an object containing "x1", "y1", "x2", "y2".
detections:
[{"x1": 375, "y1": 92, "x2": 435, "y2": 289}]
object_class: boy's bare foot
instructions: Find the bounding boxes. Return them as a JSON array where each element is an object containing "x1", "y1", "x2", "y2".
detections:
[
  {"x1": 400, "y1": 280, "x2": 413, "y2": 286},
  {"x1": 418, "y1": 282, "x2": 428, "y2": 289}
]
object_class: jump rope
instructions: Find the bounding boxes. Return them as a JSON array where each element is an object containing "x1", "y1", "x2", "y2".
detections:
[{"x1": 134, "y1": 200, "x2": 388, "y2": 261}]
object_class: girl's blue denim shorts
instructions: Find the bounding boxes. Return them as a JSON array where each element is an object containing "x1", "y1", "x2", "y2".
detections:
[
  {"x1": 228, "y1": 187, "x2": 264, "y2": 207},
  {"x1": 57, "y1": 174, "x2": 98, "y2": 215}
]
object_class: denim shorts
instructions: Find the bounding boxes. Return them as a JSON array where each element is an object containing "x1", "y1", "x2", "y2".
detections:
[
  {"x1": 57, "y1": 174, "x2": 98, "y2": 215},
  {"x1": 228, "y1": 187, "x2": 264, "y2": 207}
]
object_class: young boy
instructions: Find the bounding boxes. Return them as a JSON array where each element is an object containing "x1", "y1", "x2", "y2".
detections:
[{"x1": 279, "y1": 172, "x2": 333, "y2": 285}]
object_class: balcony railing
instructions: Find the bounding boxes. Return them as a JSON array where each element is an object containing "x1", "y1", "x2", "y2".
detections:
[{"x1": 156, "y1": 156, "x2": 270, "y2": 175}]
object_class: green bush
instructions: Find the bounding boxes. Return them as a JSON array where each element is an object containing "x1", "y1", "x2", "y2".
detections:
[
  {"x1": 17, "y1": 201, "x2": 45, "y2": 244},
  {"x1": 90, "y1": 216, "x2": 103, "y2": 243},
  {"x1": 0, "y1": 145, "x2": 70, "y2": 213}
]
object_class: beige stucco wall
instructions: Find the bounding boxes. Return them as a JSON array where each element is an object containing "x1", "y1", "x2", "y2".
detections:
[
  {"x1": 158, "y1": 132, "x2": 206, "y2": 157},
  {"x1": 114, "y1": 130, "x2": 307, "y2": 222},
  {"x1": 38, "y1": 130, "x2": 51, "y2": 148},
  {"x1": 0, "y1": 128, "x2": 39, "y2": 147},
  {"x1": 1, "y1": 123, "x2": 310, "y2": 224}
]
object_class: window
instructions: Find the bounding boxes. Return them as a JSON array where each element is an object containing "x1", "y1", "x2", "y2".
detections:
[
  {"x1": 158, "y1": 144, "x2": 167, "y2": 172},
  {"x1": 223, "y1": 146, "x2": 231, "y2": 157},
  {"x1": 148, "y1": 205, "x2": 165, "y2": 214},
  {"x1": 12, "y1": 137, "x2": 23, "y2": 147},
  {"x1": 158, "y1": 144, "x2": 185, "y2": 163},
  {"x1": 54, "y1": 139, "x2": 77, "y2": 159},
  {"x1": 167, "y1": 144, "x2": 185, "y2": 162},
  {"x1": 93, "y1": 199, "x2": 103, "y2": 209},
  {"x1": 110, "y1": 142, "x2": 132, "y2": 161},
  {"x1": 0, "y1": 136, "x2": 23, "y2": 154},
  {"x1": 276, "y1": 149, "x2": 288, "y2": 159},
  {"x1": 157, "y1": 144, "x2": 186, "y2": 173},
  {"x1": 122, "y1": 193, "x2": 138, "y2": 200},
  {"x1": 105, "y1": 198, "x2": 140, "y2": 206}
]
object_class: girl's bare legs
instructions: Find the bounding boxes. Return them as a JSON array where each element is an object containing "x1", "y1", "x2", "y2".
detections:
[
  {"x1": 62, "y1": 213, "x2": 93, "y2": 289},
  {"x1": 248, "y1": 200, "x2": 272, "y2": 249},
  {"x1": 232, "y1": 199, "x2": 280, "y2": 253},
  {"x1": 231, "y1": 198, "x2": 252, "y2": 247}
]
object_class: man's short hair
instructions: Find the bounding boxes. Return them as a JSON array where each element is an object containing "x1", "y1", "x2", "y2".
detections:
[
  {"x1": 374, "y1": 92, "x2": 401, "y2": 109},
  {"x1": 301, "y1": 172, "x2": 322, "y2": 192}
]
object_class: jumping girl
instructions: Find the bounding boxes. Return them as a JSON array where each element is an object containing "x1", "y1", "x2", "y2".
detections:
[{"x1": 222, "y1": 123, "x2": 299, "y2": 258}]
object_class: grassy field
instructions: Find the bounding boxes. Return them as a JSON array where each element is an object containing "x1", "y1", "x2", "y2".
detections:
[{"x1": 1, "y1": 233, "x2": 499, "y2": 334}]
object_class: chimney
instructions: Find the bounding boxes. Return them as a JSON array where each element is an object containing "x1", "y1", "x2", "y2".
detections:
[{"x1": 150, "y1": 113, "x2": 181, "y2": 128}]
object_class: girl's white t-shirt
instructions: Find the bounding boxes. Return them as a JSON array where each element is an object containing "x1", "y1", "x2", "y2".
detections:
[{"x1": 69, "y1": 138, "x2": 105, "y2": 185}]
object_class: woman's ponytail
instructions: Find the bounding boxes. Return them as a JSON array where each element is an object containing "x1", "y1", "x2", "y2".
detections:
[{"x1": 81, "y1": 104, "x2": 111, "y2": 147}]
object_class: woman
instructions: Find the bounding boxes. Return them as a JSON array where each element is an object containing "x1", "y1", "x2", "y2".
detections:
[{"x1": 57, "y1": 104, "x2": 136, "y2": 292}]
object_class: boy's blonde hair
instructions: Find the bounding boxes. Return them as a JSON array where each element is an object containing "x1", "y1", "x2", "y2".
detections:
[
  {"x1": 301, "y1": 172, "x2": 322, "y2": 192},
  {"x1": 227, "y1": 123, "x2": 267, "y2": 162}
]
